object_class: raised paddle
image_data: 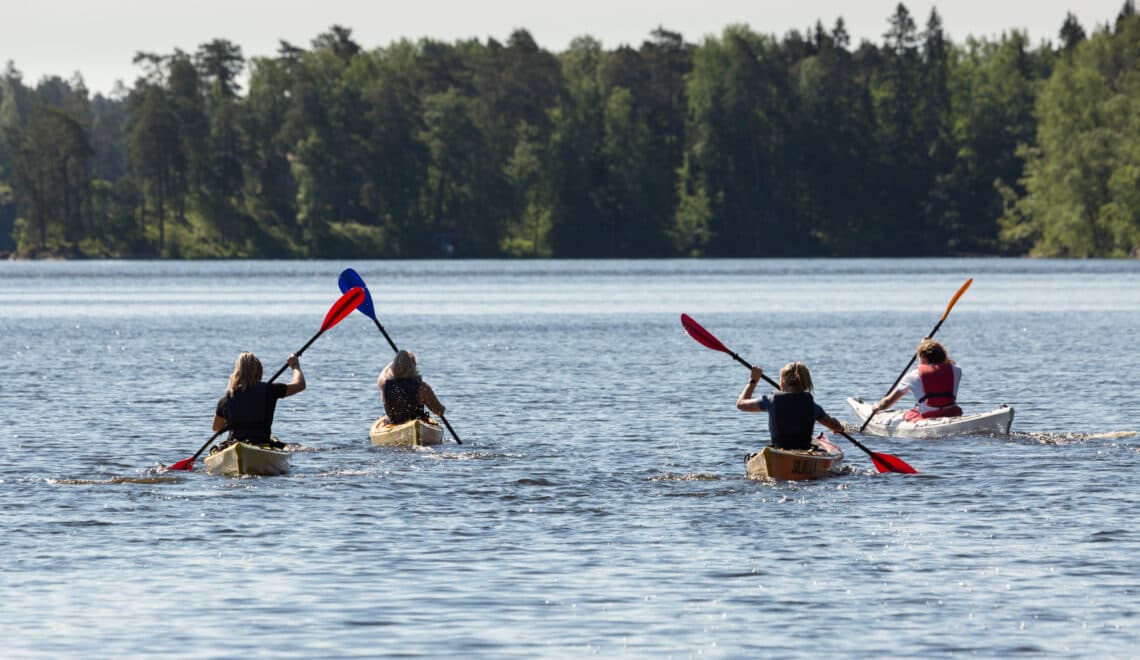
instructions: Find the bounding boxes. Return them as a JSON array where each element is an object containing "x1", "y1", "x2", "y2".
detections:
[
  {"x1": 338, "y1": 268, "x2": 462, "y2": 445},
  {"x1": 680, "y1": 313, "x2": 918, "y2": 475},
  {"x1": 858, "y1": 277, "x2": 973, "y2": 433},
  {"x1": 166, "y1": 286, "x2": 366, "y2": 471}
]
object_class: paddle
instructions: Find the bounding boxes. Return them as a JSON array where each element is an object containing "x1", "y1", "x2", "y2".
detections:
[
  {"x1": 858, "y1": 277, "x2": 973, "y2": 433},
  {"x1": 338, "y1": 268, "x2": 462, "y2": 445},
  {"x1": 680, "y1": 313, "x2": 917, "y2": 475},
  {"x1": 167, "y1": 287, "x2": 366, "y2": 471}
]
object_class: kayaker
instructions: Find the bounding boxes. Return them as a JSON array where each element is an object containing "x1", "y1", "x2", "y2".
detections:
[
  {"x1": 212, "y1": 352, "x2": 306, "y2": 449},
  {"x1": 737, "y1": 362, "x2": 845, "y2": 450},
  {"x1": 874, "y1": 338, "x2": 963, "y2": 421},
  {"x1": 377, "y1": 349, "x2": 446, "y2": 425}
]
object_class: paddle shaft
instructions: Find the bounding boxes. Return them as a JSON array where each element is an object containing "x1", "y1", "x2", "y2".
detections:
[
  {"x1": 267, "y1": 329, "x2": 323, "y2": 382},
  {"x1": 176, "y1": 427, "x2": 229, "y2": 468},
  {"x1": 726, "y1": 350, "x2": 755, "y2": 371},
  {"x1": 372, "y1": 318, "x2": 399, "y2": 354},
  {"x1": 881, "y1": 315, "x2": 948, "y2": 405}
]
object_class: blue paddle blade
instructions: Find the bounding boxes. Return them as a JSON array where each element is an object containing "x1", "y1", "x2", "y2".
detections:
[{"x1": 338, "y1": 268, "x2": 377, "y2": 319}]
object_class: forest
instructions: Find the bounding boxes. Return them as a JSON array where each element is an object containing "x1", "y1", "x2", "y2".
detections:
[{"x1": 1, "y1": 2, "x2": 1138, "y2": 259}]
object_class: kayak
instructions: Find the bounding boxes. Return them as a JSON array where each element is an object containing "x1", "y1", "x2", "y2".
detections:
[
  {"x1": 745, "y1": 434, "x2": 844, "y2": 481},
  {"x1": 847, "y1": 396, "x2": 1014, "y2": 439},
  {"x1": 204, "y1": 441, "x2": 292, "y2": 476},
  {"x1": 369, "y1": 418, "x2": 444, "y2": 447}
]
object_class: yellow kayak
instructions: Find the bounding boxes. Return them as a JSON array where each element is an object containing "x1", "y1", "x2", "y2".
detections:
[
  {"x1": 369, "y1": 418, "x2": 444, "y2": 447},
  {"x1": 745, "y1": 434, "x2": 844, "y2": 481},
  {"x1": 204, "y1": 441, "x2": 291, "y2": 476}
]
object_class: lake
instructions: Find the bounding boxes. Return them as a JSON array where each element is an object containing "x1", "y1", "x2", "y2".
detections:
[{"x1": 2, "y1": 258, "x2": 1138, "y2": 656}]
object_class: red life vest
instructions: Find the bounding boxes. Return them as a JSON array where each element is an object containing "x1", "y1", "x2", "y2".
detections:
[{"x1": 916, "y1": 362, "x2": 960, "y2": 417}]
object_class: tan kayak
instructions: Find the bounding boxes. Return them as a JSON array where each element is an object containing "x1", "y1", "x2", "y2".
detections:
[
  {"x1": 204, "y1": 441, "x2": 292, "y2": 476},
  {"x1": 745, "y1": 434, "x2": 844, "y2": 481},
  {"x1": 369, "y1": 418, "x2": 445, "y2": 447}
]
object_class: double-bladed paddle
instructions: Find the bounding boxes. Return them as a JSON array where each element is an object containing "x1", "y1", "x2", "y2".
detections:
[
  {"x1": 858, "y1": 278, "x2": 973, "y2": 433},
  {"x1": 338, "y1": 268, "x2": 462, "y2": 445},
  {"x1": 167, "y1": 287, "x2": 366, "y2": 471},
  {"x1": 680, "y1": 313, "x2": 918, "y2": 475}
]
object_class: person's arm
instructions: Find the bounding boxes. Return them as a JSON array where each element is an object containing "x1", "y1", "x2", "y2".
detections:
[
  {"x1": 283, "y1": 353, "x2": 306, "y2": 397},
  {"x1": 420, "y1": 381, "x2": 446, "y2": 417},
  {"x1": 736, "y1": 366, "x2": 766, "y2": 412},
  {"x1": 818, "y1": 412, "x2": 846, "y2": 434},
  {"x1": 213, "y1": 395, "x2": 228, "y2": 432},
  {"x1": 875, "y1": 388, "x2": 906, "y2": 412},
  {"x1": 875, "y1": 371, "x2": 915, "y2": 411}
]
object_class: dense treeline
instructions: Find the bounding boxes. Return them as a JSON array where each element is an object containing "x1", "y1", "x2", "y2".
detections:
[{"x1": 1, "y1": 3, "x2": 1138, "y2": 259}]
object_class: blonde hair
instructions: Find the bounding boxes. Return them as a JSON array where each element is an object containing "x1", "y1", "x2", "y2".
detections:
[
  {"x1": 382, "y1": 349, "x2": 419, "y2": 380},
  {"x1": 227, "y1": 352, "x2": 263, "y2": 394},
  {"x1": 779, "y1": 361, "x2": 814, "y2": 393}
]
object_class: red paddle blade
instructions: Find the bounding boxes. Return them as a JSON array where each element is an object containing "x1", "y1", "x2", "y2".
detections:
[
  {"x1": 321, "y1": 287, "x2": 365, "y2": 332},
  {"x1": 869, "y1": 452, "x2": 918, "y2": 474},
  {"x1": 680, "y1": 313, "x2": 730, "y2": 353},
  {"x1": 167, "y1": 457, "x2": 195, "y2": 471}
]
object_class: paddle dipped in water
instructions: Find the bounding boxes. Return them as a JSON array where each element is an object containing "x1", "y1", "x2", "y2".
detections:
[
  {"x1": 858, "y1": 278, "x2": 973, "y2": 433},
  {"x1": 680, "y1": 313, "x2": 918, "y2": 475},
  {"x1": 166, "y1": 287, "x2": 366, "y2": 471},
  {"x1": 339, "y1": 268, "x2": 462, "y2": 445}
]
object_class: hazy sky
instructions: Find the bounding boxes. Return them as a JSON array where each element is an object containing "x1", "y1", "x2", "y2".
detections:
[{"x1": 3, "y1": 0, "x2": 1130, "y2": 96}]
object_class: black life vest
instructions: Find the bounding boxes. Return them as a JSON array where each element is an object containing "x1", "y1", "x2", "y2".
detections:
[
  {"x1": 383, "y1": 377, "x2": 426, "y2": 424},
  {"x1": 221, "y1": 383, "x2": 281, "y2": 442},
  {"x1": 770, "y1": 392, "x2": 817, "y2": 450}
]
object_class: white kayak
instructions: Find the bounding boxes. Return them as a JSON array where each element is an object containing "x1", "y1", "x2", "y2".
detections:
[{"x1": 847, "y1": 396, "x2": 1014, "y2": 439}]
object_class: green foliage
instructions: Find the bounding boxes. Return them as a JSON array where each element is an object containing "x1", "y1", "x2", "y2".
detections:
[
  {"x1": 670, "y1": 156, "x2": 713, "y2": 256},
  {"x1": 321, "y1": 221, "x2": 393, "y2": 258},
  {"x1": 1002, "y1": 13, "x2": 1140, "y2": 256},
  {"x1": 3, "y1": 7, "x2": 1138, "y2": 259}
]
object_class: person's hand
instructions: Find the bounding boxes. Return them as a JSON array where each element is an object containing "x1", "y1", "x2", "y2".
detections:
[
  {"x1": 748, "y1": 366, "x2": 763, "y2": 384},
  {"x1": 287, "y1": 353, "x2": 301, "y2": 369}
]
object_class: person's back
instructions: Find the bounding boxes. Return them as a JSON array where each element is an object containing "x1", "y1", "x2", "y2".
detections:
[
  {"x1": 220, "y1": 382, "x2": 286, "y2": 442},
  {"x1": 382, "y1": 377, "x2": 427, "y2": 424},
  {"x1": 377, "y1": 349, "x2": 446, "y2": 426},
  {"x1": 877, "y1": 339, "x2": 962, "y2": 421},
  {"x1": 768, "y1": 391, "x2": 817, "y2": 450},
  {"x1": 213, "y1": 351, "x2": 305, "y2": 446},
  {"x1": 736, "y1": 361, "x2": 845, "y2": 450}
]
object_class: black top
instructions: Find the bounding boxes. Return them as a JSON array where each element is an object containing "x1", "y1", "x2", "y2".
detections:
[
  {"x1": 769, "y1": 392, "x2": 819, "y2": 450},
  {"x1": 215, "y1": 382, "x2": 288, "y2": 441},
  {"x1": 383, "y1": 377, "x2": 426, "y2": 424}
]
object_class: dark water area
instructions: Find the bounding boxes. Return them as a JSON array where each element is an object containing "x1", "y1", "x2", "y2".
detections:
[{"x1": 2, "y1": 259, "x2": 1138, "y2": 656}]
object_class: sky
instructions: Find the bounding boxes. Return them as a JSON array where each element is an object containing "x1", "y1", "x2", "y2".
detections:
[{"x1": 2, "y1": 0, "x2": 1131, "y2": 96}]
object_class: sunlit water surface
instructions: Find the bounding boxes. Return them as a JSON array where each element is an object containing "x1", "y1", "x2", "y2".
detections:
[{"x1": 2, "y1": 259, "x2": 1138, "y2": 657}]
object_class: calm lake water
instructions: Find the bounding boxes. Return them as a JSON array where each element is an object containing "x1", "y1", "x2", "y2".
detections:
[{"x1": 2, "y1": 259, "x2": 1138, "y2": 657}]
